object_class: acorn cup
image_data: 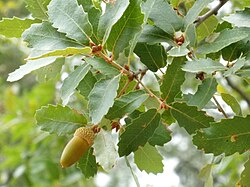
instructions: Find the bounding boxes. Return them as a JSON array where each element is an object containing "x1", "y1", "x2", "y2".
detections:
[{"x1": 60, "y1": 127, "x2": 95, "y2": 168}]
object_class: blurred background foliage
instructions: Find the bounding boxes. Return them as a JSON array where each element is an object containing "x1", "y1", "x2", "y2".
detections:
[{"x1": 0, "y1": 0, "x2": 249, "y2": 187}]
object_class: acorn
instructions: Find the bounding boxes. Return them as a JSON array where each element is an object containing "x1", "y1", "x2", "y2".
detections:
[{"x1": 60, "y1": 127, "x2": 95, "y2": 168}]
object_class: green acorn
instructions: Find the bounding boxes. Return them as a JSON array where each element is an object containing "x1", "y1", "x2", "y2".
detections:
[{"x1": 60, "y1": 127, "x2": 95, "y2": 168}]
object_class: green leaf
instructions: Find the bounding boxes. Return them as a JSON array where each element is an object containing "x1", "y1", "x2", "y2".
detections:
[
  {"x1": 24, "y1": 0, "x2": 51, "y2": 20},
  {"x1": 88, "y1": 7, "x2": 102, "y2": 43},
  {"x1": 199, "y1": 164, "x2": 214, "y2": 187},
  {"x1": 168, "y1": 44, "x2": 190, "y2": 57},
  {"x1": 239, "y1": 157, "x2": 250, "y2": 187},
  {"x1": 92, "y1": 129, "x2": 118, "y2": 171},
  {"x1": 139, "y1": 25, "x2": 175, "y2": 45},
  {"x1": 197, "y1": 28, "x2": 249, "y2": 54},
  {"x1": 22, "y1": 22, "x2": 82, "y2": 52},
  {"x1": 187, "y1": 77, "x2": 218, "y2": 109},
  {"x1": 117, "y1": 76, "x2": 137, "y2": 96},
  {"x1": 36, "y1": 57, "x2": 64, "y2": 82},
  {"x1": 134, "y1": 43, "x2": 167, "y2": 72},
  {"x1": 61, "y1": 64, "x2": 91, "y2": 102},
  {"x1": 48, "y1": 0, "x2": 92, "y2": 44},
  {"x1": 0, "y1": 17, "x2": 40, "y2": 38},
  {"x1": 84, "y1": 57, "x2": 120, "y2": 76},
  {"x1": 223, "y1": 8, "x2": 250, "y2": 28},
  {"x1": 77, "y1": 71, "x2": 97, "y2": 99},
  {"x1": 196, "y1": 15, "x2": 218, "y2": 42},
  {"x1": 106, "y1": 90, "x2": 149, "y2": 120},
  {"x1": 77, "y1": 148, "x2": 97, "y2": 179},
  {"x1": 7, "y1": 56, "x2": 58, "y2": 82},
  {"x1": 221, "y1": 41, "x2": 247, "y2": 62},
  {"x1": 221, "y1": 93, "x2": 242, "y2": 116},
  {"x1": 35, "y1": 104, "x2": 87, "y2": 136},
  {"x1": 134, "y1": 143, "x2": 164, "y2": 174},
  {"x1": 182, "y1": 58, "x2": 227, "y2": 74},
  {"x1": 193, "y1": 116, "x2": 250, "y2": 156},
  {"x1": 161, "y1": 57, "x2": 186, "y2": 104},
  {"x1": 97, "y1": 0, "x2": 129, "y2": 44},
  {"x1": 88, "y1": 75, "x2": 120, "y2": 124},
  {"x1": 148, "y1": 0, "x2": 183, "y2": 35},
  {"x1": 27, "y1": 47, "x2": 91, "y2": 60},
  {"x1": 106, "y1": 0, "x2": 144, "y2": 59},
  {"x1": 184, "y1": 0, "x2": 213, "y2": 26},
  {"x1": 118, "y1": 109, "x2": 160, "y2": 156},
  {"x1": 148, "y1": 122, "x2": 172, "y2": 146},
  {"x1": 171, "y1": 102, "x2": 214, "y2": 134}
]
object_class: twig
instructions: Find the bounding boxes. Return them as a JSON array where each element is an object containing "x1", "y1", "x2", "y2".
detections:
[
  {"x1": 118, "y1": 78, "x2": 131, "y2": 97},
  {"x1": 225, "y1": 77, "x2": 250, "y2": 108},
  {"x1": 195, "y1": 0, "x2": 229, "y2": 27},
  {"x1": 125, "y1": 156, "x2": 140, "y2": 187},
  {"x1": 212, "y1": 96, "x2": 228, "y2": 118}
]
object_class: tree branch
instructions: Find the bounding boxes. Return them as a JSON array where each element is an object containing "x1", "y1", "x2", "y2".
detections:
[
  {"x1": 195, "y1": 0, "x2": 229, "y2": 27},
  {"x1": 225, "y1": 77, "x2": 250, "y2": 108}
]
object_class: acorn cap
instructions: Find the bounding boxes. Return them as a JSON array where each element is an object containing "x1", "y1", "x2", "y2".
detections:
[{"x1": 74, "y1": 127, "x2": 95, "y2": 146}]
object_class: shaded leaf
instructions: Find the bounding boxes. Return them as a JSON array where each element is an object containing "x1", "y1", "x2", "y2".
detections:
[
  {"x1": 193, "y1": 116, "x2": 250, "y2": 156},
  {"x1": 139, "y1": 25, "x2": 175, "y2": 45},
  {"x1": 61, "y1": 64, "x2": 91, "y2": 102},
  {"x1": 77, "y1": 148, "x2": 97, "y2": 179},
  {"x1": 24, "y1": 0, "x2": 51, "y2": 20},
  {"x1": 223, "y1": 8, "x2": 250, "y2": 28},
  {"x1": 187, "y1": 77, "x2": 218, "y2": 109},
  {"x1": 92, "y1": 129, "x2": 118, "y2": 171},
  {"x1": 0, "y1": 17, "x2": 40, "y2": 38},
  {"x1": 88, "y1": 75, "x2": 120, "y2": 124},
  {"x1": 182, "y1": 58, "x2": 227, "y2": 74},
  {"x1": 221, "y1": 93, "x2": 242, "y2": 116},
  {"x1": 134, "y1": 43, "x2": 167, "y2": 72},
  {"x1": 161, "y1": 57, "x2": 186, "y2": 104},
  {"x1": 197, "y1": 28, "x2": 249, "y2": 54},
  {"x1": 36, "y1": 104, "x2": 87, "y2": 136},
  {"x1": 148, "y1": 0, "x2": 183, "y2": 35},
  {"x1": 77, "y1": 71, "x2": 97, "y2": 99},
  {"x1": 48, "y1": 0, "x2": 92, "y2": 44},
  {"x1": 106, "y1": 90, "x2": 149, "y2": 120},
  {"x1": 148, "y1": 122, "x2": 171, "y2": 146},
  {"x1": 171, "y1": 102, "x2": 214, "y2": 134},
  {"x1": 27, "y1": 47, "x2": 91, "y2": 60},
  {"x1": 106, "y1": 0, "x2": 144, "y2": 59},
  {"x1": 84, "y1": 57, "x2": 120, "y2": 76},
  {"x1": 184, "y1": 0, "x2": 213, "y2": 26},
  {"x1": 134, "y1": 143, "x2": 164, "y2": 174},
  {"x1": 118, "y1": 109, "x2": 160, "y2": 156},
  {"x1": 98, "y1": 0, "x2": 129, "y2": 43}
]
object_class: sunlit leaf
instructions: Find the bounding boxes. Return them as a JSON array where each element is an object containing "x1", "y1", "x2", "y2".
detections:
[
  {"x1": 24, "y1": 0, "x2": 51, "y2": 20},
  {"x1": 134, "y1": 143, "x2": 164, "y2": 174},
  {"x1": 0, "y1": 17, "x2": 40, "y2": 38},
  {"x1": 93, "y1": 129, "x2": 118, "y2": 171},
  {"x1": 36, "y1": 104, "x2": 87, "y2": 136},
  {"x1": 88, "y1": 75, "x2": 120, "y2": 124},
  {"x1": 48, "y1": 0, "x2": 92, "y2": 44}
]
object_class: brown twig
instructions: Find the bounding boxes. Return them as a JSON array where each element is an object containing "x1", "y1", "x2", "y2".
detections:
[
  {"x1": 195, "y1": 0, "x2": 229, "y2": 27},
  {"x1": 213, "y1": 96, "x2": 228, "y2": 118},
  {"x1": 225, "y1": 77, "x2": 250, "y2": 108}
]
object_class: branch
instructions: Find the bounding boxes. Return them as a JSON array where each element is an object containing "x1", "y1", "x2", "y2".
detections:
[
  {"x1": 225, "y1": 77, "x2": 250, "y2": 108},
  {"x1": 195, "y1": 0, "x2": 229, "y2": 27}
]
